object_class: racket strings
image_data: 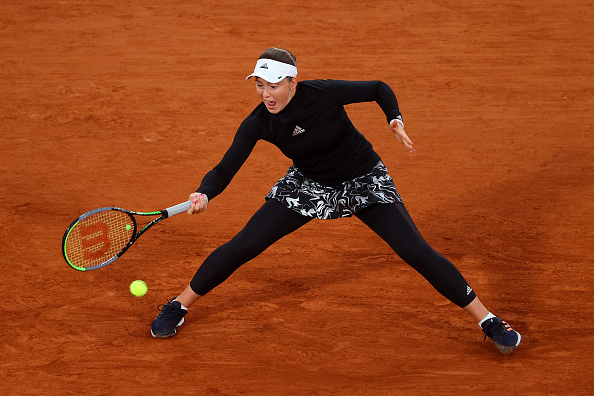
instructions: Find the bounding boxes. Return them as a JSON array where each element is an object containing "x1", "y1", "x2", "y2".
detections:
[{"x1": 64, "y1": 210, "x2": 134, "y2": 269}]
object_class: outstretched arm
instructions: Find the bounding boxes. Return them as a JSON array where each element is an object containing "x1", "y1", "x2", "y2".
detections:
[{"x1": 187, "y1": 118, "x2": 261, "y2": 213}]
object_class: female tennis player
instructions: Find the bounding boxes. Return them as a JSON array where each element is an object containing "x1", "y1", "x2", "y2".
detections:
[{"x1": 151, "y1": 47, "x2": 521, "y2": 355}]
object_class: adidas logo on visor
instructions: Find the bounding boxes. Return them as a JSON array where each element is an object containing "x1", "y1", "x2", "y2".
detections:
[{"x1": 246, "y1": 59, "x2": 298, "y2": 82}]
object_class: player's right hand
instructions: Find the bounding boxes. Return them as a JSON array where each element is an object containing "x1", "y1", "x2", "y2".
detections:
[{"x1": 188, "y1": 192, "x2": 209, "y2": 214}]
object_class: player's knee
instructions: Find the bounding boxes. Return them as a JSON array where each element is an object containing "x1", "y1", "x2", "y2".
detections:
[
  {"x1": 397, "y1": 242, "x2": 438, "y2": 267},
  {"x1": 227, "y1": 236, "x2": 268, "y2": 259}
]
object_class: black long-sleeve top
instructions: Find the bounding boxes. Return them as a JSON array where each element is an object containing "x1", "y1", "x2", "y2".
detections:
[{"x1": 196, "y1": 79, "x2": 402, "y2": 199}]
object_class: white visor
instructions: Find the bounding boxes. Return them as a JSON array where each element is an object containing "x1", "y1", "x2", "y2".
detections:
[{"x1": 245, "y1": 59, "x2": 298, "y2": 83}]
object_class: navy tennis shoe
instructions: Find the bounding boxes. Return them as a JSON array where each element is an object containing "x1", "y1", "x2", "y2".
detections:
[
  {"x1": 481, "y1": 317, "x2": 521, "y2": 355},
  {"x1": 151, "y1": 298, "x2": 187, "y2": 339}
]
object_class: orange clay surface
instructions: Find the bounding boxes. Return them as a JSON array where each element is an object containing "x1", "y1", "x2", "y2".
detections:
[{"x1": 1, "y1": 1, "x2": 592, "y2": 395}]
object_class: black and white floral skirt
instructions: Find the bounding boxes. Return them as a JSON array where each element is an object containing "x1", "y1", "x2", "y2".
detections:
[{"x1": 266, "y1": 161, "x2": 402, "y2": 220}]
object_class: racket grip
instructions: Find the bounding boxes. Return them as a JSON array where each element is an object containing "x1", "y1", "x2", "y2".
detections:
[{"x1": 164, "y1": 201, "x2": 193, "y2": 217}]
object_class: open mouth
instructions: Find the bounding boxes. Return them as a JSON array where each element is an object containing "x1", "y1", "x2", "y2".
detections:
[{"x1": 265, "y1": 100, "x2": 277, "y2": 109}]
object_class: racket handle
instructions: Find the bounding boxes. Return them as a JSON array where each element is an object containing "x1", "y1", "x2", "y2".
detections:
[{"x1": 164, "y1": 201, "x2": 193, "y2": 217}]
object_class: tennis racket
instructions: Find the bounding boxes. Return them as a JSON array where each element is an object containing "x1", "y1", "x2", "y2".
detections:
[{"x1": 62, "y1": 201, "x2": 193, "y2": 271}]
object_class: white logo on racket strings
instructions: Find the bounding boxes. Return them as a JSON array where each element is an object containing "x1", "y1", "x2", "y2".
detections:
[{"x1": 292, "y1": 125, "x2": 305, "y2": 136}]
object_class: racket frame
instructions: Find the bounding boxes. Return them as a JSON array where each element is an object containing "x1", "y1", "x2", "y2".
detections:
[{"x1": 62, "y1": 201, "x2": 192, "y2": 271}]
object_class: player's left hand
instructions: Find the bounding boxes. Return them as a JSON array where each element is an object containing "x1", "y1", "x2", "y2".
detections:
[{"x1": 390, "y1": 119, "x2": 416, "y2": 154}]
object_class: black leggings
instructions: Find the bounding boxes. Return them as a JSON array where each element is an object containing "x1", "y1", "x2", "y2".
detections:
[{"x1": 190, "y1": 199, "x2": 476, "y2": 308}]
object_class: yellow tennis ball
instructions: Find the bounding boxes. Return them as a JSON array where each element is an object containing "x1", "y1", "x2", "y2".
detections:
[{"x1": 130, "y1": 280, "x2": 147, "y2": 297}]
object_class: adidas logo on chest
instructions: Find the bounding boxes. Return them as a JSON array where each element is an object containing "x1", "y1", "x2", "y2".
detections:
[{"x1": 292, "y1": 125, "x2": 305, "y2": 136}]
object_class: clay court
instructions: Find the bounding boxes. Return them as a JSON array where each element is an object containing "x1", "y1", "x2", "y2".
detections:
[{"x1": 1, "y1": 0, "x2": 592, "y2": 395}]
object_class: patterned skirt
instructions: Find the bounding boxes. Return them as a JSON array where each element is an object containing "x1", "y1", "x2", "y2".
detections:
[{"x1": 266, "y1": 161, "x2": 402, "y2": 220}]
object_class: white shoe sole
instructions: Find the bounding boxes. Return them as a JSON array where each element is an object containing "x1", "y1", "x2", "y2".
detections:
[{"x1": 151, "y1": 317, "x2": 185, "y2": 339}]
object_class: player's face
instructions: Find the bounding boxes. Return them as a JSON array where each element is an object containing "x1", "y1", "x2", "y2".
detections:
[{"x1": 255, "y1": 77, "x2": 297, "y2": 114}]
